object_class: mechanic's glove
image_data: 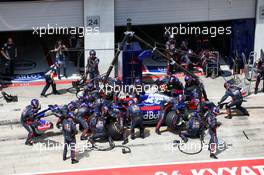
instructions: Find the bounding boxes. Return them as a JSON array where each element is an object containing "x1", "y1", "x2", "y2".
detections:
[
  {"x1": 31, "y1": 120, "x2": 40, "y2": 128},
  {"x1": 169, "y1": 58, "x2": 176, "y2": 65}
]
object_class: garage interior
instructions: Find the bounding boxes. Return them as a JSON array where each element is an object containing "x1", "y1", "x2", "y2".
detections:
[{"x1": 115, "y1": 18, "x2": 255, "y2": 64}]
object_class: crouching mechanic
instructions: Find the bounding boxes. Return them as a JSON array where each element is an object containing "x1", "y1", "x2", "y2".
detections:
[
  {"x1": 21, "y1": 99, "x2": 41, "y2": 145},
  {"x1": 184, "y1": 75, "x2": 208, "y2": 101},
  {"x1": 218, "y1": 82, "x2": 249, "y2": 119},
  {"x1": 206, "y1": 107, "x2": 220, "y2": 159},
  {"x1": 62, "y1": 112, "x2": 79, "y2": 164},
  {"x1": 112, "y1": 102, "x2": 128, "y2": 145},
  {"x1": 76, "y1": 101, "x2": 90, "y2": 140},
  {"x1": 89, "y1": 106, "x2": 114, "y2": 148},
  {"x1": 127, "y1": 99, "x2": 145, "y2": 140},
  {"x1": 179, "y1": 111, "x2": 204, "y2": 143}
]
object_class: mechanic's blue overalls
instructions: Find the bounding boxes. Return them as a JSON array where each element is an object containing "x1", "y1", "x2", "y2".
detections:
[
  {"x1": 127, "y1": 104, "x2": 145, "y2": 139},
  {"x1": 89, "y1": 112, "x2": 112, "y2": 144},
  {"x1": 156, "y1": 99, "x2": 177, "y2": 130},
  {"x1": 55, "y1": 50, "x2": 67, "y2": 79},
  {"x1": 76, "y1": 102, "x2": 90, "y2": 140},
  {"x1": 62, "y1": 118, "x2": 77, "y2": 160},
  {"x1": 86, "y1": 57, "x2": 99, "y2": 88},
  {"x1": 219, "y1": 87, "x2": 247, "y2": 116},
  {"x1": 206, "y1": 111, "x2": 218, "y2": 155},
  {"x1": 179, "y1": 115, "x2": 202, "y2": 142},
  {"x1": 20, "y1": 105, "x2": 39, "y2": 144}
]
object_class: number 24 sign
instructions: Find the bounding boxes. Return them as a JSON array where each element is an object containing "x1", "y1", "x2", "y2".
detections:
[{"x1": 87, "y1": 16, "x2": 100, "y2": 27}]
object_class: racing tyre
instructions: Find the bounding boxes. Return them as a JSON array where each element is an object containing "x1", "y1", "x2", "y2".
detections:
[
  {"x1": 165, "y1": 111, "x2": 177, "y2": 129},
  {"x1": 106, "y1": 122, "x2": 123, "y2": 140}
]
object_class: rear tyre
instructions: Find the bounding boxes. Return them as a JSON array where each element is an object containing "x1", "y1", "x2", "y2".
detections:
[
  {"x1": 106, "y1": 122, "x2": 122, "y2": 140},
  {"x1": 165, "y1": 111, "x2": 176, "y2": 129}
]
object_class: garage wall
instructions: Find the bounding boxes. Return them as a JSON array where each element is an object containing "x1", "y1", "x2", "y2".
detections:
[
  {"x1": 115, "y1": 0, "x2": 256, "y2": 26},
  {"x1": 254, "y1": 0, "x2": 264, "y2": 56},
  {"x1": 84, "y1": 0, "x2": 115, "y2": 76},
  {"x1": 0, "y1": 0, "x2": 83, "y2": 31},
  {"x1": 209, "y1": 0, "x2": 256, "y2": 21}
]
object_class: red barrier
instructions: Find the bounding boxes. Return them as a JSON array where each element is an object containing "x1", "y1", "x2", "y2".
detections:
[{"x1": 39, "y1": 158, "x2": 264, "y2": 175}]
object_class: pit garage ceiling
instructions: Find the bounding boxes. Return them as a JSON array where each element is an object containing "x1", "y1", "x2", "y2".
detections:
[
  {"x1": 115, "y1": 0, "x2": 256, "y2": 26},
  {"x1": 0, "y1": 0, "x2": 83, "y2": 31}
]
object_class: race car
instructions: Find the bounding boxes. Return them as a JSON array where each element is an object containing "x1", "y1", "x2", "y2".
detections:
[{"x1": 138, "y1": 93, "x2": 171, "y2": 125}]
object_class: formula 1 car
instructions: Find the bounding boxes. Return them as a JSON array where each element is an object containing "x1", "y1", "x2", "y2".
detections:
[{"x1": 138, "y1": 93, "x2": 171, "y2": 125}]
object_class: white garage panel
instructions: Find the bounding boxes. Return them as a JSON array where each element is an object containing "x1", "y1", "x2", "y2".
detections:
[
  {"x1": 209, "y1": 0, "x2": 256, "y2": 21},
  {"x1": 115, "y1": 0, "x2": 209, "y2": 26},
  {"x1": 0, "y1": 0, "x2": 83, "y2": 31},
  {"x1": 115, "y1": 0, "x2": 256, "y2": 26}
]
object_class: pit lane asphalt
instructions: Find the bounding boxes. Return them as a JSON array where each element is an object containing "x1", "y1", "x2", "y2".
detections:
[{"x1": 0, "y1": 76, "x2": 263, "y2": 175}]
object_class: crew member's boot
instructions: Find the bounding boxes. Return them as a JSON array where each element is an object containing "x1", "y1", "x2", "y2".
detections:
[
  {"x1": 225, "y1": 107, "x2": 232, "y2": 119},
  {"x1": 25, "y1": 133, "x2": 34, "y2": 145},
  {"x1": 140, "y1": 129, "x2": 145, "y2": 139},
  {"x1": 130, "y1": 129, "x2": 135, "y2": 140},
  {"x1": 179, "y1": 132, "x2": 188, "y2": 143},
  {"x1": 80, "y1": 129, "x2": 89, "y2": 140},
  {"x1": 71, "y1": 159, "x2": 79, "y2": 164},
  {"x1": 122, "y1": 131, "x2": 128, "y2": 145},
  {"x1": 25, "y1": 139, "x2": 34, "y2": 145},
  {"x1": 255, "y1": 88, "x2": 258, "y2": 94},
  {"x1": 108, "y1": 136, "x2": 115, "y2": 147},
  {"x1": 210, "y1": 153, "x2": 218, "y2": 159},
  {"x1": 88, "y1": 137, "x2": 96, "y2": 148},
  {"x1": 155, "y1": 119, "x2": 163, "y2": 135},
  {"x1": 155, "y1": 128, "x2": 161, "y2": 135}
]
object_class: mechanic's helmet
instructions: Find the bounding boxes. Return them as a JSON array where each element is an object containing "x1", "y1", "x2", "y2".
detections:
[
  {"x1": 191, "y1": 90, "x2": 199, "y2": 99},
  {"x1": 86, "y1": 94, "x2": 94, "y2": 102},
  {"x1": 184, "y1": 75, "x2": 192, "y2": 83},
  {"x1": 31, "y1": 99, "x2": 40, "y2": 109},
  {"x1": 224, "y1": 82, "x2": 231, "y2": 89},
  {"x1": 101, "y1": 105, "x2": 109, "y2": 113},
  {"x1": 169, "y1": 75, "x2": 178, "y2": 83},
  {"x1": 88, "y1": 101, "x2": 94, "y2": 108},
  {"x1": 193, "y1": 111, "x2": 199, "y2": 118},
  {"x1": 67, "y1": 102, "x2": 76, "y2": 111},
  {"x1": 178, "y1": 94, "x2": 184, "y2": 102},
  {"x1": 83, "y1": 94, "x2": 89, "y2": 101},
  {"x1": 128, "y1": 99, "x2": 134, "y2": 106},
  {"x1": 67, "y1": 112, "x2": 74, "y2": 118},
  {"x1": 169, "y1": 34, "x2": 175, "y2": 40},
  {"x1": 89, "y1": 49, "x2": 96, "y2": 57},
  {"x1": 91, "y1": 91, "x2": 99, "y2": 99},
  {"x1": 134, "y1": 78, "x2": 141, "y2": 85},
  {"x1": 80, "y1": 102, "x2": 87, "y2": 108},
  {"x1": 212, "y1": 107, "x2": 220, "y2": 115},
  {"x1": 85, "y1": 83, "x2": 94, "y2": 91}
]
